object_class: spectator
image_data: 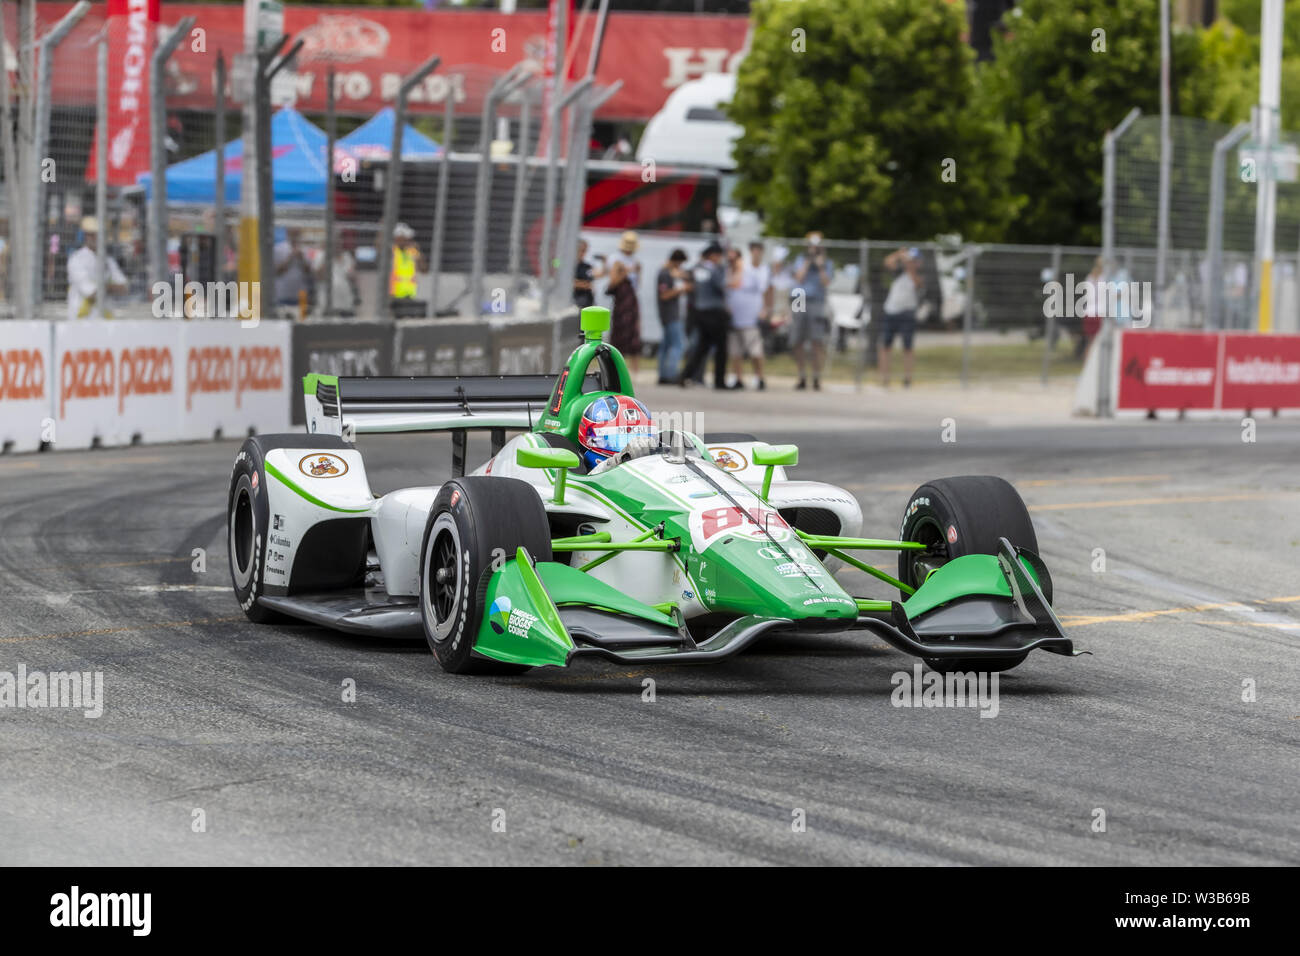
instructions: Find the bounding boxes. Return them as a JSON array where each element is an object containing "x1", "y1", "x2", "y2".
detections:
[
  {"x1": 726, "y1": 241, "x2": 770, "y2": 390},
  {"x1": 66, "y1": 217, "x2": 127, "y2": 320},
  {"x1": 389, "y1": 222, "x2": 420, "y2": 308},
  {"x1": 880, "y1": 247, "x2": 922, "y2": 387},
  {"x1": 275, "y1": 228, "x2": 315, "y2": 315},
  {"x1": 322, "y1": 234, "x2": 360, "y2": 318},
  {"x1": 610, "y1": 231, "x2": 642, "y2": 289},
  {"x1": 765, "y1": 246, "x2": 793, "y2": 351},
  {"x1": 791, "y1": 231, "x2": 833, "y2": 390},
  {"x1": 606, "y1": 257, "x2": 642, "y2": 374},
  {"x1": 681, "y1": 242, "x2": 729, "y2": 390},
  {"x1": 656, "y1": 248, "x2": 690, "y2": 384},
  {"x1": 573, "y1": 239, "x2": 604, "y2": 309}
]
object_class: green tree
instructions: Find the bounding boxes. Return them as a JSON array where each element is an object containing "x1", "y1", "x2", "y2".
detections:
[
  {"x1": 977, "y1": 0, "x2": 1221, "y2": 246},
  {"x1": 728, "y1": 0, "x2": 1022, "y2": 241}
]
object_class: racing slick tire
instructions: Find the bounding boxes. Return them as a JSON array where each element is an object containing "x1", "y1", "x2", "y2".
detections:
[
  {"x1": 228, "y1": 433, "x2": 352, "y2": 624},
  {"x1": 897, "y1": 476, "x2": 1047, "y2": 674},
  {"x1": 420, "y1": 477, "x2": 552, "y2": 675}
]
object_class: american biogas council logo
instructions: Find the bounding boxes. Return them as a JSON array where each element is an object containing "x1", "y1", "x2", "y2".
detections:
[
  {"x1": 299, "y1": 453, "x2": 348, "y2": 478},
  {"x1": 488, "y1": 596, "x2": 537, "y2": 639}
]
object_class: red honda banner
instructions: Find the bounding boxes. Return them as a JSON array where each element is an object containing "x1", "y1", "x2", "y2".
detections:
[
  {"x1": 39, "y1": 3, "x2": 747, "y2": 122},
  {"x1": 1116, "y1": 329, "x2": 1300, "y2": 412},
  {"x1": 90, "y1": 0, "x2": 161, "y2": 186}
]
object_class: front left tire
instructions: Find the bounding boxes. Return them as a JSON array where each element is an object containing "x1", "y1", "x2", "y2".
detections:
[{"x1": 419, "y1": 476, "x2": 552, "y2": 674}]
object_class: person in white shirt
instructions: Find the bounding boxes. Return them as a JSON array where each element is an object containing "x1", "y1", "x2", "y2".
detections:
[
  {"x1": 880, "y1": 246, "x2": 922, "y2": 387},
  {"x1": 66, "y1": 216, "x2": 127, "y2": 320},
  {"x1": 726, "y1": 242, "x2": 771, "y2": 390},
  {"x1": 609, "y1": 230, "x2": 642, "y2": 290}
]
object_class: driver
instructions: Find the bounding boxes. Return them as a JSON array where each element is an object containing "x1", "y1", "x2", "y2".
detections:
[{"x1": 577, "y1": 395, "x2": 657, "y2": 471}]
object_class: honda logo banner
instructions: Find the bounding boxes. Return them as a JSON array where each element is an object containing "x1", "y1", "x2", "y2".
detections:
[
  {"x1": 0, "y1": 323, "x2": 55, "y2": 454},
  {"x1": 89, "y1": 0, "x2": 161, "y2": 187}
]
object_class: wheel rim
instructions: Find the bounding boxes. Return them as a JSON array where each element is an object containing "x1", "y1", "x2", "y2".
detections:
[
  {"x1": 230, "y1": 482, "x2": 255, "y2": 588},
  {"x1": 422, "y1": 513, "x2": 462, "y2": 642},
  {"x1": 906, "y1": 516, "x2": 947, "y2": 587}
]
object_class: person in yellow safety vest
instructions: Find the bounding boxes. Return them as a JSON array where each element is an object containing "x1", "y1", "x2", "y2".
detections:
[{"x1": 391, "y1": 222, "x2": 420, "y2": 299}]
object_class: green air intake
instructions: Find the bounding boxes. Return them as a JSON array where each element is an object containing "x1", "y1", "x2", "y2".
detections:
[{"x1": 580, "y1": 306, "x2": 611, "y2": 341}]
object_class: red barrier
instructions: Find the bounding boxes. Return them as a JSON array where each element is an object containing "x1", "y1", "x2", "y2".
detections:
[{"x1": 1116, "y1": 329, "x2": 1300, "y2": 412}]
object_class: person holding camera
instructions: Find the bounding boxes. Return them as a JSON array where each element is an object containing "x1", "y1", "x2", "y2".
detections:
[
  {"x1": 880, "y1": 246, "x2": 922, "y2": 387},
  {"x1": 790, "y1": 231, "x2": 833, "y2": 390}
]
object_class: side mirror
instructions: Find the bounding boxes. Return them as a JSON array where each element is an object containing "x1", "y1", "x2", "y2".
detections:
[
  {"x1": 516, "y1": 446, "x2": 581, "y2": 504},
  {"x1": 751, "y1": 443, "x2": 797, "y2": 500},
  {"x1": 752, "y1": 443, "x2": 798, "y2": 467}
]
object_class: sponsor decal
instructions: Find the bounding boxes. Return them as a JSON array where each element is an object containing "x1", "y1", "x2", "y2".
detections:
[
  {"x1": 273, "y1": 514, "x2": 285, "y2": 531},
  {"x1": 59, "y1": 349, "x2": 115, "y2": 418},
  {"x1": 549, "y1": 369, "x2": 569, "y2": 414},
  {"x1": 947, "y1": 524, "x2": 958, "y2": 545},
  {"x1": 803, "y1": 595, "x2": 854, "y2": 607},
  {"x1": 251, "y1": 471, "x2": 259, "y2": 491},
  {"x1": 449, "y1": 489, "x2": 461, "y2": 507},
  {"x1": 488, "y1": 595, "x2": 538, "y2": 638},
  {"x1": 689, "y1": 491, "x2": 718, "y2": 499},
  {"x1": 776, "y1": 561, "x2": 822, "y2": 578},
  {"x1": 117, "y1": 346, "x2": 174, "y2": 413},
  {"x1": 299, "y1": 453, "x2": 348, "y2": 478},
  {"x1": 709, "y1": 446, "x2": 747, "y2": 471},
  {"x1": 690, "y1": 504, "x2": 791, "y2": 551},
  {"x1": 665, "y1": 474, "x2": 693, "y2": 484},
  {"x1": 297, "y1": 14, "x2": 391, "y2": 63},
  {"x1": 0, "y1": 348, "x2": 46, "y2": 402},
  {"x1": 682, "y1": 589, "x2": 694, "y2": 601}
]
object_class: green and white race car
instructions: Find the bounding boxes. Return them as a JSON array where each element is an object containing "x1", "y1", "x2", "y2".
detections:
[{"x1": 226, "y1": 306, "x2": 1079, "y2": 677}]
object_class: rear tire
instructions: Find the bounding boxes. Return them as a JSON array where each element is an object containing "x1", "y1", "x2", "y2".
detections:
[
  {"x1": 419, "y1": 477, "x2": 551, "y2": 675},
  {"x1": 897, "y1": 475, "x2": 1044, "y2": 675},
  {"x1": 227, "y1": 433, "x2": 351, "y2": 624}
]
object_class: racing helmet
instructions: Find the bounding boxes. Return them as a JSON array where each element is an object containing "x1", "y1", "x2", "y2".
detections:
[{"x1": 576, "y1": 395, "x2": 657, "y2": 470}]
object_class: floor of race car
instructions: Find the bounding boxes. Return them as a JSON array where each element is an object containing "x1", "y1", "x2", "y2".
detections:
[{"x1": 1, "y1": 417, "x2": 1297, "y2": 865}]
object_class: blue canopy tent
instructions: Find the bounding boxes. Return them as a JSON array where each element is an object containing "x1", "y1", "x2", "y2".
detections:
[
  {"x1": 339, "y1": 107, "x2": 441, "y2": 161},
  {"x1": 138, "y1": 108, "x2": 348, "y2": 206}
]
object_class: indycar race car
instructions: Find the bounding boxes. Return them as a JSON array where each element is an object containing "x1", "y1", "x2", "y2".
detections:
[{"x1": 226, "y1": 306, "x2": 1080, "y2": 676}]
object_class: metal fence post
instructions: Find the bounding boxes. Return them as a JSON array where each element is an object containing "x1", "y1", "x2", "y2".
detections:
[
  {"x1": 961, "y1": 248, "x2": 978, "y2": 388},
  {"x1": 31, "y1": 1, "x2": 92, "y2": 314},
  {"x1": 254, "y1": 36, "x2": 299, "y2": 318},
  {"x1": 508, "y1": 92, "x2": 533, "y2": 303},
  {"x1": 470, "y1": 64, "x2": 531, "y2": 316},
  {"x1": 429, "y1": 94, "x2": 456, "y2": 318},
  {"x1": 1207, "y1": 122, "x2": 1250, "y2": 330},
  {"x1": 323, "y1": 66, "x2": 335, "y2": 317},
  {"x1": 149, "y1": 14, "x2": 195, "y2": 295},
  {"x1": 538, "y1": 0, "x2": 569, "y2": 313},
  {"x1": 215, "y1": 51, "x2": 227, "y2": 298},
  {"x1": 96, "y1": 31, "x2": 108, "y2": 317},
  {"x1": 1041, "y1": 244, "x2": 1062, "y2": 384},
  {"x1": 555, "y1": 81, "x2": 620, "y2": 321},
  {"x1": 1102, "y1": 108, "x2": 1141, "y2": 272},
  {"x1": 376, "y1": 54, "x2": 441, "y2": 319}
]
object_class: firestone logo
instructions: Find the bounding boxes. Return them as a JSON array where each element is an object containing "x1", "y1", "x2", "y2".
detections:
[{"x1": 0, "y1": 349, "x2": 46, "y2": 402}]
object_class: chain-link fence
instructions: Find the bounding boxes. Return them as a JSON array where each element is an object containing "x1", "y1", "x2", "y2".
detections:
[{"x1": 1113, "y1": 113, "x2": 1300, "y2": 333}]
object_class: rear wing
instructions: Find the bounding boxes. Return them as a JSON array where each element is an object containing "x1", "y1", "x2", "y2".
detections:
[{"x1": 304, "y1": 373, "x2": 556, "y2": 474}]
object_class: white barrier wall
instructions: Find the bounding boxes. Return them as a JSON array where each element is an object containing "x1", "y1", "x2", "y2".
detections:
[
  {"x1": 1, "y1": 320, "x2": 292, "y2": 451},
  {"x1": 0, "y1": 322, "x2": 55, "y2": 453}
]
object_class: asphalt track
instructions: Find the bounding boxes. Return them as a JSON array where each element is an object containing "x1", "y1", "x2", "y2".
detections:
[{"x1": 1, "y1": 401, "x2": 1298, "y2": 865}]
